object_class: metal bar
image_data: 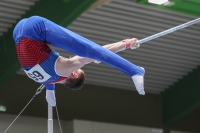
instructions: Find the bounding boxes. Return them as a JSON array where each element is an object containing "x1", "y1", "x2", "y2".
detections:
[
  {"x1": 48, "y1": 104, "x2": 53, "y2": 133},
  {"x1": 136, "y1": 18, "x2": 200, "y2": 45}
]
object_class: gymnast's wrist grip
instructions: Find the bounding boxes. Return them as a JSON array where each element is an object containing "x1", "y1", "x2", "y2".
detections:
[{"x1": 122, "y1": 39, "x2": 131, "y2": 49}]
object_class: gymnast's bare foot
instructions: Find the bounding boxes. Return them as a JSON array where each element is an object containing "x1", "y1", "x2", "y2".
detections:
[
  {"x1": 46, "y1": 90, "x2": 56, "y2": 106},
  {"x1": 132, "y1": 67, "x2": 145, "y2": 95}
]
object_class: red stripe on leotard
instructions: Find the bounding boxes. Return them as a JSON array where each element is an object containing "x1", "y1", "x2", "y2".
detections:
[
  {"x1": 45, "y1": 76, "x2": 67, "y2": 84},
  {"x1": 16, "y1": 38, "x2": 51, "y2": 66}
]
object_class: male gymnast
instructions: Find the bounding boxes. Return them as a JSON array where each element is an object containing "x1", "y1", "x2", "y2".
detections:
[{"x1": 13, "y1": 16, "x2": 145, "y2": 106}]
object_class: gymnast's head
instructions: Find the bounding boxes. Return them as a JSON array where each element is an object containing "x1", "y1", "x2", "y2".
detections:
[{"x1": 59, "y1": 69, "x2": 85, "y2": 90}]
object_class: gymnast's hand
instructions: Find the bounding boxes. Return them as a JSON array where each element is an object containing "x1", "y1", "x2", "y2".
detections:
[{"x1": 127, "y1": 38, "x2": 140, "y2": 49}]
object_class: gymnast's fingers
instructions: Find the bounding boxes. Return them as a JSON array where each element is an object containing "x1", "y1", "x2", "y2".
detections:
[{"x1": 129, "y1": 38, "x2": 140, "y2": 49}]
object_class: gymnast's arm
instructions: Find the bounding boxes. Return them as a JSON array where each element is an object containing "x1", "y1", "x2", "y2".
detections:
[
  {"x1": 65, "y1": 38, "x2": 139, "y2": 73},
  {"x1": 102, "y1": 38, "x2": 139, "y2": 53}
]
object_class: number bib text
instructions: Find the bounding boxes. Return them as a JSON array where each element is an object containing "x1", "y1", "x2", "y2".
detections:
[{"x1": 24, "y1": 64, "x2": 51, "y2": 83}]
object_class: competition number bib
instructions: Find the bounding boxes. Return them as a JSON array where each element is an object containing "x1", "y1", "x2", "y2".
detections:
[{"x1": 24, "y1": 64, "x2": 51, "y2": 83}]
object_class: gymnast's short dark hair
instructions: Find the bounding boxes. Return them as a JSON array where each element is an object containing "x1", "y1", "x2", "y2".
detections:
[{"x1": 63, "y1": 71, "x2": 85, "y2": 90}]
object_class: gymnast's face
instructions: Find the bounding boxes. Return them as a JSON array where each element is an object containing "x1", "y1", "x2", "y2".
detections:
[
  {"x1": 58, "y1": 69, "x2": 85, "y2": 90},
  {"x1": 69, "y1": 69, "x2": 83, "y2": 79},
  {"x1": 56, "y1": 69, "x2": 84, "y2": 84}
]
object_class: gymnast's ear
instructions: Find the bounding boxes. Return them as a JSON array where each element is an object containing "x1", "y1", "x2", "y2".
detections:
[
  {"x1": 63, "y1": 70, "x2": 85, "y2": 91},
  {"x1": 71, "y1": 71, "x2": 78, "y2": 78}
]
